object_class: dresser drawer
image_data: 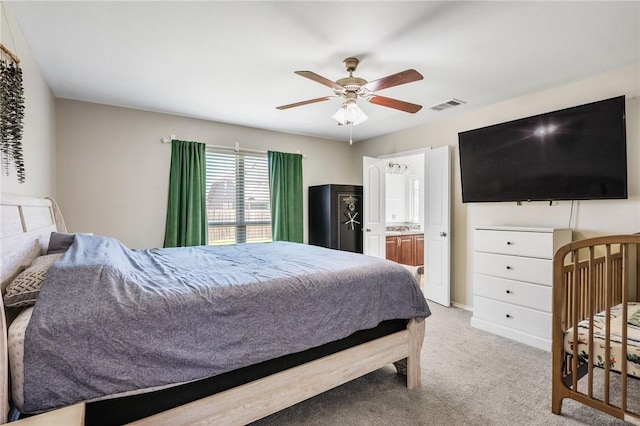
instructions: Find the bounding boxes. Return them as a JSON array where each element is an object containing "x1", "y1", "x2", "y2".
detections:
[
  {"x1": 474, "y1": 274, "x2": 551, "y2": 312},
  {"x1": 475, "y1": 229, "x2": 555, "y2": 259},
  {"x1": 474, "y1": 252, "x2": 552, "y2": 286},
  {"x1": 473, "y1": 296, "x2": 551, "y2": 339}
]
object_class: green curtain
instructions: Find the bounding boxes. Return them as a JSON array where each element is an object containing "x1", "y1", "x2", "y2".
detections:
[
  {"x1": 163, "y1": 140, "x2": 207, "y2": 247},
  {"x1": 267, "y1": 151, "x2": 303, "y2": 243}
]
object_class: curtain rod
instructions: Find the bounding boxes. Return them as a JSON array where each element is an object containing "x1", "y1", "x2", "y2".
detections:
[
  {"x1": 0, "y1": 43, "x2": 20, "y2": 64},
  {"x1": 160, "y1": 135, "x2": 306, "y2": 158}
]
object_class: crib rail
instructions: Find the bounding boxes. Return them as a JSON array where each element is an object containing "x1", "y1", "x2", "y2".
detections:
[
  {"x1": 551, "y1": 234, "x2": 640, "y2": 424},
  {"x1": 561, "y1": 253, "x2": 624, "y2": 330}
]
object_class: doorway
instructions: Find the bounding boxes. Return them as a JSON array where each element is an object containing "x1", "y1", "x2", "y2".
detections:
[{"x1": 363, "y1": 146, "x2": 451, "y2": 307}]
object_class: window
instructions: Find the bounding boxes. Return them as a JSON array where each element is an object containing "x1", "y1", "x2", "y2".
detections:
[{"x1": 205, "y1": 148, "x2": 271, "y2": 245}]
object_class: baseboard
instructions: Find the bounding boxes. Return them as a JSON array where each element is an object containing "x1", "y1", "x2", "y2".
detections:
[
  {"x1": 451, "y1": 302, "x2": 472, "y2": 311},
  {"x1": 470, "y1": 317, "x2": 551, "y2": 351}
]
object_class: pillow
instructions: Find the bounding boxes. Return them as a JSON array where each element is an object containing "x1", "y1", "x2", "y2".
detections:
[
  {"x1": 46, "y1": 232, "x2": 75, "y2": 254},
  {"x1": 3, "y1": 253, "x2": 64, "y2": 308}
]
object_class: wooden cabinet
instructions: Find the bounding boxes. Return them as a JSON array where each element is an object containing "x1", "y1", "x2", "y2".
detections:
[
  {"x1": 385, "y1": 233, "x2": 424, "y2": 266},
  {"x1": 385, "y1": 236, "x2": 398, "y2": 263},
  {"x1": 397, "y1": 234, "x2": 414, "y2": 265},
  {"x1": 471, "y1": 226, "x2": 571, "y2": 351},
  {"x1": 414, "y1": 234, "x2": 424, "y2": 266}
]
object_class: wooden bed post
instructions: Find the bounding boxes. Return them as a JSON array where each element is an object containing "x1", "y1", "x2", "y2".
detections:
[
  {"x1": 406, "y1": 317, "x2": 425, "y2": 389},
  {"x1": 393, "y1": 317, "x2": 426, "y2": 387},
  {"x1": 45, "y1": 197, "x2": 67, "y2": 233}
]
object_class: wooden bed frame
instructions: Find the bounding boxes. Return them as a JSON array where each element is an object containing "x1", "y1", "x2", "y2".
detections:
[
  {"x1": 0, "y1": 193, "x2": 426, "y2": 425},
  {"x1": 552, "y1": 234, "x2": 640, "y2": 425}
]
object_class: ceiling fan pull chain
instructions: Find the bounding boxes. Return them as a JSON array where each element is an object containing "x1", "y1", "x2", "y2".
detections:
[{"x1": 349, "y1": 123, "x2": 353, "y2": 145}]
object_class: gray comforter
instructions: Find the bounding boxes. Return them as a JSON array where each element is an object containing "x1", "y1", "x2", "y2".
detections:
[{"x1": 24, "y1": 234, "x2": 430, "y2": 412}]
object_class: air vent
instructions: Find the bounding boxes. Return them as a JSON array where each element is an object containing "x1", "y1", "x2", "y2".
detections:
[{"x1": 429, "y1": 98, "x2": 466, "y2": 111}]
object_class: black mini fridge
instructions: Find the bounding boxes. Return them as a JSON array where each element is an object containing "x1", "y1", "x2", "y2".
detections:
[{"x1": 308, "y1": 184, "x2": 363, "y2": 253}]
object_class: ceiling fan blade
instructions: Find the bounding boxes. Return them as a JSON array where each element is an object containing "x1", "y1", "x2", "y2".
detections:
[
  {"x1": 363, "y1": 69, "x2": 423, "y2": 92},
  {"x1": 295, "y1": 71, "x2": 344, "y2": 91},
  {"x1": 368, "y1": 95, "x2": 423, "y2": 113},
  {"x1": 276, "y1": 96, "x2": 333, "y2": 110}
]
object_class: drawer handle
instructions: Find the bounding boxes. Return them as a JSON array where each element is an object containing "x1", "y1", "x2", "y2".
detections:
[
  {"x1": 505, "y1": 314, "x2": 512, "y2": 319},
  {"x1": 506, "y1": 241, "x2": 513, "y2": 245},
  {"x1": 506, "y1": 266, "x2": 513, "y2": 270},
  {"x1": 505, "y1": 290, "x2": 511, "y2": 294}
]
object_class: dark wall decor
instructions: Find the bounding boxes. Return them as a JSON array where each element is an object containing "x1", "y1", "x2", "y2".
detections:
[{"x1": 0, "y1": 43, "x2": 25, "y2": 183}]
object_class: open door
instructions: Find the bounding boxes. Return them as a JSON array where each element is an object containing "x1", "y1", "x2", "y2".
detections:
[
  {"x1": 362, "y1": 156, "x2": 386, "y2": 258},
  {"x1": 423, "y1": 146, "x2": 451, "y2": 306}
]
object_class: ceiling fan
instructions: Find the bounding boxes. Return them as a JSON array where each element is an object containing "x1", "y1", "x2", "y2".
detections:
[{"x1": 276, "y1": 57, "x2": 424, "y2": 126}]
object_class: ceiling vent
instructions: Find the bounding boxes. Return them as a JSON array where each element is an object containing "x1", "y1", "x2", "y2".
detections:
[{"x1": 429, "y1": 98, "x2": 466, "y2": 111}]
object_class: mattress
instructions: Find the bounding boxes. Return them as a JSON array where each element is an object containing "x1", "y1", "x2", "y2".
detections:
[
  {"x1": 8, "y1": 307, "x2": 180, "y2": 413},
  {"x1": 8, "y1": 306, "x2": 31, "y2": 411},
  {"x1": 9, "y1": 305, "x2": 408, "y2": 425},
  {"x1": 564, "y1": 302, "x2": 640, "y2": 377}
]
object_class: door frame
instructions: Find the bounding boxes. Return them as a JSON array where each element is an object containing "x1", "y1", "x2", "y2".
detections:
[{"x1": 364, "y1": 147, "x2": 451, "y2": 306}]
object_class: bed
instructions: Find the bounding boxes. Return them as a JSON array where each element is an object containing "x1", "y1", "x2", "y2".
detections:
[
  {"x1": 0, "y1": 193, "x2": 430, "y2": 425},
  {"x1": 551, "y1": 235, "x2": 640, "y2": 425}
]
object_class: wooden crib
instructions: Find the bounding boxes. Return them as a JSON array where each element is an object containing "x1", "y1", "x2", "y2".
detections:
[{"x1": 552, "y1": 235, "x2": 640, "y2": 424}]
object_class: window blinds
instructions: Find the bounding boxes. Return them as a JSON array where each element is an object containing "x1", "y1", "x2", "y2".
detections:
[{"x1": 205, "y1": 148, "x2": 271, "y2": 244}]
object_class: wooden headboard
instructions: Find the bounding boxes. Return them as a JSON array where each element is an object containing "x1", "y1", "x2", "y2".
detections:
[{"x1": 0, "y1": 193, "x2": 66, "y2": 423}]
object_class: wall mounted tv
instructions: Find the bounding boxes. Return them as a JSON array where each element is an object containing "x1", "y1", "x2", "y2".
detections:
[{"x1": 458, "y1": 96, "x2": 627, "y2": 203}]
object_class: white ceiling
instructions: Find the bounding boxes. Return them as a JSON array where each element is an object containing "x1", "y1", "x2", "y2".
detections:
[{"x1": 6, "y1": 1, "x2": 640, "y2": 143}]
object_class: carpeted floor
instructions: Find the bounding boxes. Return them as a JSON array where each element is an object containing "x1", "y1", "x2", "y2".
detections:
[{"x1": 251, "y1": 302, "x2": 638, "y2": 425}]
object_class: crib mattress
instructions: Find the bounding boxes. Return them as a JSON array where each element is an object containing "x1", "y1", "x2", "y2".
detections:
[{"x1": 564, "y1": 302, "x2": 640, "y2": 377}]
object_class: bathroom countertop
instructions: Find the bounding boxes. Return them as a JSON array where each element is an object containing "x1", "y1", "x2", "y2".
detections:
[{"x1": 385, "y1": 229, "x2": 423, "y2": 236}]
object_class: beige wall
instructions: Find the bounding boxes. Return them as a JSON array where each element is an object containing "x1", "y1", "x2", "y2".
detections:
[
  {"x1": 353, "y1": 64, "x2": 640, "y2": 308},
  {"x1": 6, "y1": 3, "x2": 639, "y2": 311},
  {"x1": 55, "y1": 100, "x2": 356, "y2": 248},
  {"x1": 0, "y1": 4, "x2": 56, "y2": 197}
]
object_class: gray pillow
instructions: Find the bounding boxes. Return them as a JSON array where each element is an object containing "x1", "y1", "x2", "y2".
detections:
[{"x1": 47, "y1": 232, "x2": 75, "y2": 254}]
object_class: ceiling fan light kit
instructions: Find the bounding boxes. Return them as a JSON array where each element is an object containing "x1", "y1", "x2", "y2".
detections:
[
  {"x1": 332, "y1": 93, "x2": 368, "y2": 126},
  {"x1": 331, "y1": 102, "x2": 368, "y2": 126},
  {"x1": 277, "y1": 57, "x2": 424, "y2": 141}
]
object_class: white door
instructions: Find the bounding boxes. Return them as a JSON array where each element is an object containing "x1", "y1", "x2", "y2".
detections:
[
  {"x1": 362, "y1": 156, "x2": 386, "y2": 258},
  {"x1": 423, "y1": 146, "x2": 451, "y2": 306}
]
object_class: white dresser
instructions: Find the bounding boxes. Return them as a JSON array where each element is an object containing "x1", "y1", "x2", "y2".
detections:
[{"x1": 471, "y1": 226, "x2": 572, "y2": 351}]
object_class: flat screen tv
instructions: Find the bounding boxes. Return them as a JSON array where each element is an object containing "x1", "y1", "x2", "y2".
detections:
[{"x1": 458, "y1": 96, "x2": 627, "y2": 203}]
